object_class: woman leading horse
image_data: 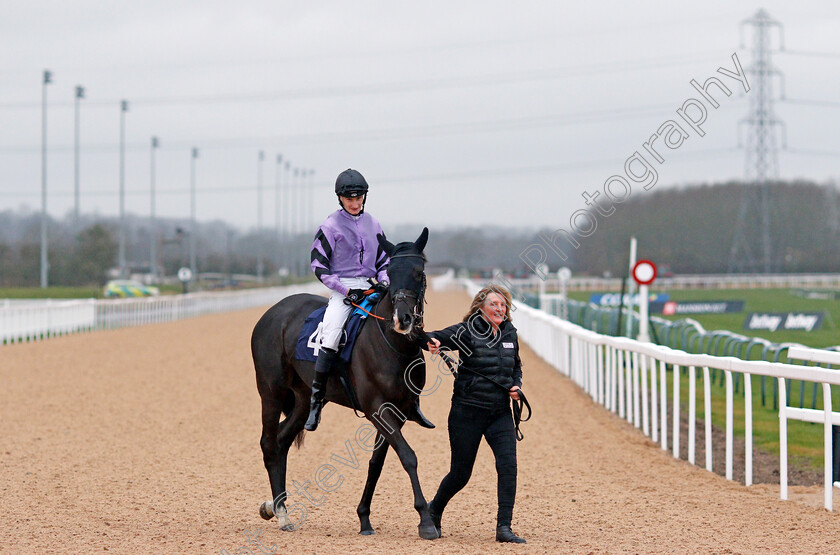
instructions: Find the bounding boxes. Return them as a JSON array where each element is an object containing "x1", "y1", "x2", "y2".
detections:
[{"x1": 425, "y1": 285, "x2": 527, "y2": 544}]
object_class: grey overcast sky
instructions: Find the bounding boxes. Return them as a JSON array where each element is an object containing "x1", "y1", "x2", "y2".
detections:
[{"x1": 1, "y1": 1, "x2": 838, "y2": 234}]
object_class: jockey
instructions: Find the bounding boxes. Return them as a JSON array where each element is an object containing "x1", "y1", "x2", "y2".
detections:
[{"x1": 305, "y1": 168, "x2": 390, "y2": 431}]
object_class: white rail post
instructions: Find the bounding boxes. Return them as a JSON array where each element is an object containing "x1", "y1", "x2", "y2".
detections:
[
  {"x1": 597, "y1": 344, "x2": 605, "y2": 405},
  {"x1": 625, "y1": 350, "x2": 634, "y2": 422},
  {"x1": 618, "y1": 348, "x2": 626, "y2": 419},
  {"x1": 823, "y1": 383, "x2": 833, "y2": 511},
  {"x1": 779, "y1": 377, "x2": 788, "y2": 500},
  {"x1": 632, "y1": 350, "x2": 640, "y2": 427},
  {"x1": 745, "y1": 373, "x2": 753, "y2": 486},
  {"x1": 725, "y1": 370, "x2": 734, "y2": 481},
  {"x1": 660, "y1": 359, "x2": 668, "y2": 451},
  {"x1": 640, "y1": 352, "x2": 650, "y2": 436},
  {"x1": 673, "y1": 364, "x2": 681, "y2": 459},
  {"x1": 650, "y1": 354, "x2": 658, "y2": 443},
  {"x1": 704, "y1": 366, "x2": 712, "y2": 472},
  {"x1": 689, "y1": 365, "x2": 696, "y2": 465}
]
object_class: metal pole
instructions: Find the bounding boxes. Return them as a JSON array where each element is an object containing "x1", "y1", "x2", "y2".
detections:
[
  {"x1": 307, "y1": 169, "x2": 315, "y2": 232},
  {"x1": 283, "y1": 161, "x2": 290, "y2": 271},
  {"x1": 292, "y1": 167, "x2": 300, "y2": 276},
  {"x1": 275, "y1": 154, "x2": 282, "y2": 270},
  {"x1": 638, "y1": 284, "x2": 650, "y2": 342},
  {"x1": 150, "y1": 136, "x2": 159, "y2": 279},
  {"x1": 190, "y1": 147, "x2": 198, "y2": 277},
  {"x1": 118, "y1": 100, "x2": 128, "y2": 278},
  {"x1": 73, "y1": 85, "x2": 84, "y2": 227},
  {"x1": 40, "y1": 70, "x2": 51, "y2": 289},
  {"x1": 304, "y1": 168, "x2": 313, "y2": 278},
  {"x1": 289, "y1": 168, "x2": 300, "y2": 237},
  {"x1": 257, "y1": 150, "x2": 265, "y2": 282},
  {"x1": 300, "y1": 169, "x2": 309, "y2": 233}
]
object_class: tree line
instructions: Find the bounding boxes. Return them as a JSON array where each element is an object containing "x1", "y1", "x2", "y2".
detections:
[
  {"x1": 570, "y1": 179, "x2": 840, "y2": 276},
  {"x1": 1, "y1": 179, "x2": 835, "y2": 287}
]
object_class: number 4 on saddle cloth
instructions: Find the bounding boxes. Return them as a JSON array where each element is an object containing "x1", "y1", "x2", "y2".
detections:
[{"x1": 295, "y1": 292, "x2": 382, "y2": 364}]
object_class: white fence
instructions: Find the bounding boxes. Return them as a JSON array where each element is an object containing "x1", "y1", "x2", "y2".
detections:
[
  {"x1": 456, "y1": 279, "x2": 840, "y2": 511},
  {"x1": 505, "y1": 272, "x2": 840, "y2": 292},
  {"x1": 0, "y1": 282, "x2": 325, "y2": 345}
]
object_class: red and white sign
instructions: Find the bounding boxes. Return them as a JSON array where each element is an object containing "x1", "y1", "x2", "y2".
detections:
[{"x1": 632, "y1": 260, "x2": 657, "y2": 286}]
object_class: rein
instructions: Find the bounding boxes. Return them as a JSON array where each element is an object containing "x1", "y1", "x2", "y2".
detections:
[{"x1": 344, "y1": 289, "x2": 386, "y2": 321}]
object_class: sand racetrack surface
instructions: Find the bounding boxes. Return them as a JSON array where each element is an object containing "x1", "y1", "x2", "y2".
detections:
[{"x1": 3, "y1": 289, "x2": 840, "y2": 554}]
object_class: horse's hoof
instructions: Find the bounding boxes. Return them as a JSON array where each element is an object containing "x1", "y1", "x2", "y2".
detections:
[
  {"x1": 418, "y1": 524, "x2": 441, "y2": 540},
  {"x1": 259, "y1": 500, "x2": 274, "y2": 520},
  {"x1": 359, "y1": 528, "x2": 376, "y2": 536},
  {"x1": 275, "y1": 504, "x2": 295, "y2": 531}
]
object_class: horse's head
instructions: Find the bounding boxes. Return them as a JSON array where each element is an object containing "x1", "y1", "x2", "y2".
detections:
[{"x1": 377, "y1": 227, "x2": 428, "y2": 336}]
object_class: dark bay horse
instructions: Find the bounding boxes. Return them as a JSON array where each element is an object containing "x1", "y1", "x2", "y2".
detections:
[{"x1": 251, "y1": 228, "x2": 439, "y2": 540}]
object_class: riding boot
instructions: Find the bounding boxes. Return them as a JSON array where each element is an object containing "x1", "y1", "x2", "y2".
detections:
[
  {"x1": 409, "y1": 397, "x2": 435, "y2": 429},
  {"x1": 304, "y1": 347, "x2": 339, "y2": 432},
  {"x1": 495, "y1": 525, "x2": 526, "y2": 544}
]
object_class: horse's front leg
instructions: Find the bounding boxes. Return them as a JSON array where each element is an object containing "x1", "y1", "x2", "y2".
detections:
[
  {"x1": 371, "y1": 407, "x2": 439, "y2": 540},
  {"x1": 356, "y1": 431, "x2": 388, "y2": 535}
]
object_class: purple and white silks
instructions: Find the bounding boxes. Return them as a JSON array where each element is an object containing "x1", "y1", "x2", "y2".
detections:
[{"x1": 310, "y1": 209, "x2": 389, "y2": 296}]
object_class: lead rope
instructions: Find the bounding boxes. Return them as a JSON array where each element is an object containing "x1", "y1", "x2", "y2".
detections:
[{"x1": 417, "y1": 328, "x2": 532, "y2": 441}]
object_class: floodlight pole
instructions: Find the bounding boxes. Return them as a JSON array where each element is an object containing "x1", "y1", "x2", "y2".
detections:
[
  {"x1": 275, "y1": 154, "x2": 283, "y2": 269},
  {"x1": 118, "y1": 100, "x2": 129, "y2": 278},
  {"x1": 190, "y1": 147, "x2": 199, "y2": 277},
  {"x1": 257, "y1": 150, "x2": 265, "y2": 282},
  {"x1": 40, "y1": 70, "x2": 52, "y2": 288},
  {"x1": 73, "y1": 85, "x2": 85, "y2": 227},
  {"x1": 150, "y1": 136, "x2": 159, "y2": 279}
]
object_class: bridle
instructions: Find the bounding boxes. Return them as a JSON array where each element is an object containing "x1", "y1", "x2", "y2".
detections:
[{"x1": 388, "y1": 253, "x2": 427, "y2": 327}]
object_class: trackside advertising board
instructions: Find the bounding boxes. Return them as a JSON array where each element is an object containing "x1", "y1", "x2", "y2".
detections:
[
  {"x1": 650, "y1": 300, "x2": 745, "y2": 315},
  {"x1": 744, "y1": 312, "x2": 825, "y2": 332},
  {"x1": 590, "y1": 293, "x2": 669, "y2": 307}
]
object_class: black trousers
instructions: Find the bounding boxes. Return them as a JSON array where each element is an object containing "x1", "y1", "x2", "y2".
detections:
[{"x1": 431, "y1": 400, "x2": 518, "y2": 527}]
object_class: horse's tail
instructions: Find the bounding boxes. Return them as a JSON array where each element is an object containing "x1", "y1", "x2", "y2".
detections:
[{"x1": 282, "y1": 391, "x2": 306, "y2": 449}]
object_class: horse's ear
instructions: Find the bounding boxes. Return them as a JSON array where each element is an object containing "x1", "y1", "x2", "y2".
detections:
[
  {"x1": 377, "y1": 233, "x2": 395, "y2": 257},
  {"x1": 414, "y1": 227, "x2": 429, "y2": 252}
]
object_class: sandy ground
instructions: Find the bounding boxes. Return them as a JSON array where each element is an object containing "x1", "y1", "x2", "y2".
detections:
[{"x1": 2, "y1": 289, "x2": 840, "y2": 554}]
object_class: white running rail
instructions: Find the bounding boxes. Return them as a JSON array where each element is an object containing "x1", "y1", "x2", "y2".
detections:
[
  {"x1": 458, "y1": 278, "x2": 840, "y2": 511},
  {"x1": 1, "y1": 282, "x2": 325, "y2": 345}
]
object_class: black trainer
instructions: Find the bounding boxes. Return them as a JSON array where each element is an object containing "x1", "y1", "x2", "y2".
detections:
[{"x1": 495, "y1": 525, "x2": 526, "y2": 544}]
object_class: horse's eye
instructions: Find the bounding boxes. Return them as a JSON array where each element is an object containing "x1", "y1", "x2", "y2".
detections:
[{"x1": 413, "y1": 268, "x2": 423, "y2": 281}]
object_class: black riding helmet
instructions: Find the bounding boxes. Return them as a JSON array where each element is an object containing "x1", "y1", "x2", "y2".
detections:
[{"x1": 335, "y1": 168, "x2": 369, "y2": 213}]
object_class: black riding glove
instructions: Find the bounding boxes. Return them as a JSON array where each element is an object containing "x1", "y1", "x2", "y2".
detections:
[
  {"x1": 346, "y1": 289, "x2": 367, "y2": 304},
  {"x1": 371, "y1": 280, "x2": 389, "y2": 295}
]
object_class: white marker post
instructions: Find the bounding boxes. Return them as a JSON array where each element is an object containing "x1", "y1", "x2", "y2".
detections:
[
  {"x1": 537, "y1": 263, "x2": 549, "y2": 311},
  {"x1": 558, "y1": 267, "x2": 571, "y2": 321},
  {"x1": 632, "y1": 260, "x2": 657, "y2": 343},
  {"x1": 625, "y1": 237, "x2": 638, "y2": 337},
  {"x1": 178, "y1": 266, "x2": 193, "y2": 294}
]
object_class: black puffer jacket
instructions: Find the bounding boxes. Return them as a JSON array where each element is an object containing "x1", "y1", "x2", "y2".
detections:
[{"x1": 427, "y1": 314, "x2": 522, "y2": 410}]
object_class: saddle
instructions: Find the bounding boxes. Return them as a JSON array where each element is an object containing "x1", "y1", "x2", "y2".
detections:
[
  {"x1": 294, "y1": 292, "x2": 382, "y2": 364},
  {"x1": 295, "y1": 292, "x2": 382, "y2": 417}
]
